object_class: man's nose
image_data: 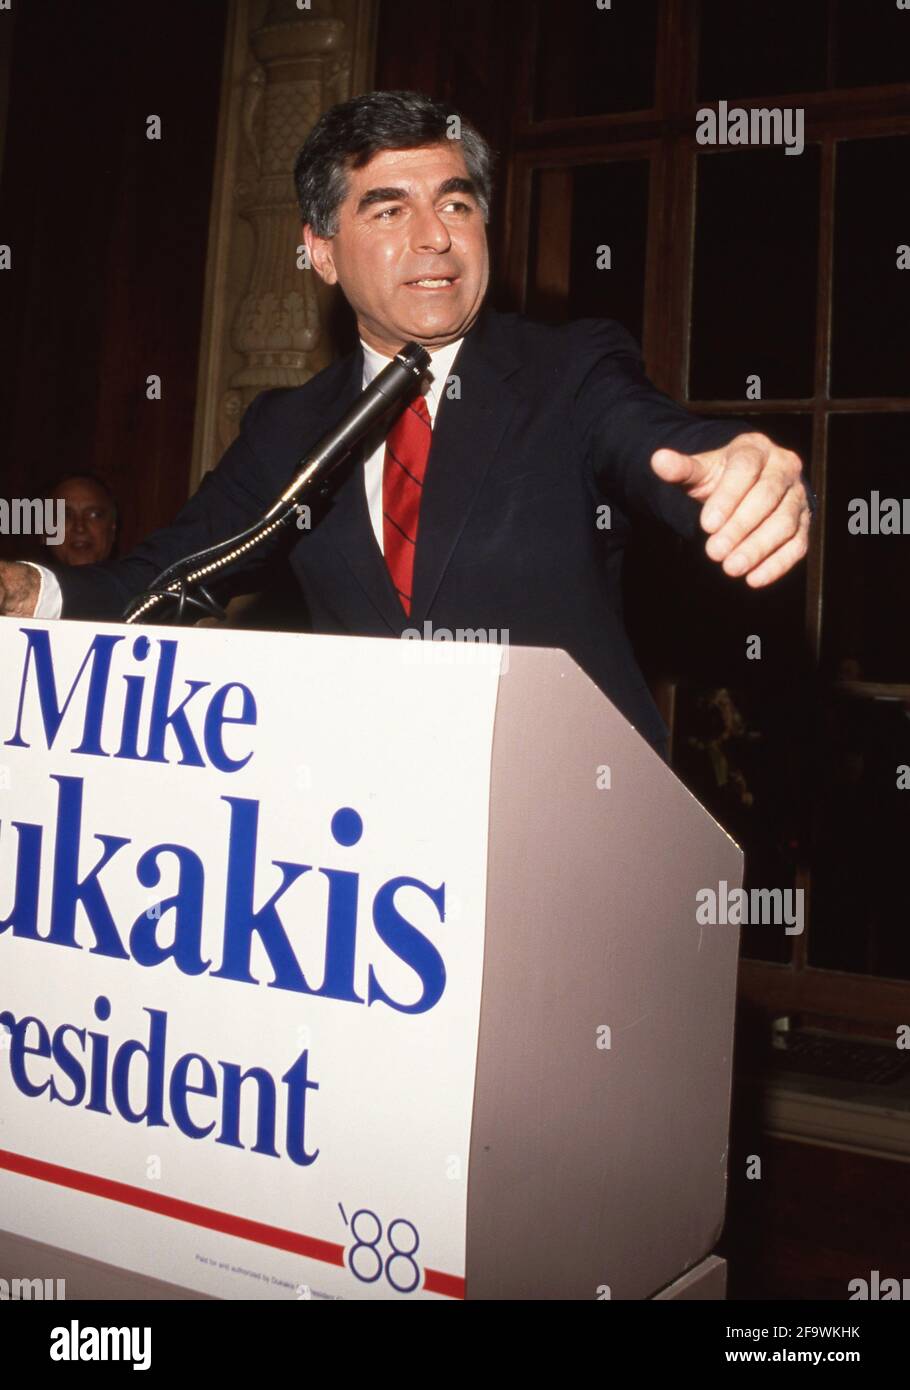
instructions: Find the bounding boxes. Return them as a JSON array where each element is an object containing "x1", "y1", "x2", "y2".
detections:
[
  {"x1": 71, "y1": 514, "x2": 87, "y2": 534},
  {"x1": 410, "y1": 206, "x2": 451, "y2": 252}
]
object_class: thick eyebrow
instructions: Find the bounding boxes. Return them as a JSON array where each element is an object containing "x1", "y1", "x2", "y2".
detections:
[{"x1": 355, "y1": 176, "x2": 479, "y2": 216}]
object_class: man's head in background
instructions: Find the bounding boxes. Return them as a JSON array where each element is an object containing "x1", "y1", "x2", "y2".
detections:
[
  {"x1": 295, "y1": 90, "x2": 496, "y2": 357},
  {"x1": 45, "y1": 473, "x2": 118, "y2": 566}
]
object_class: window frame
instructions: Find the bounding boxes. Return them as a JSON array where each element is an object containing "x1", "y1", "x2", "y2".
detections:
[{"x1": 505, "y1": 0, "x2": 910, "y2": 1027}]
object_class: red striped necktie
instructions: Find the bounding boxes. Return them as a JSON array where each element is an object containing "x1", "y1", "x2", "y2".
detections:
[{"x1": 382, "y1": 393, "x2": 432, "y2": 615}]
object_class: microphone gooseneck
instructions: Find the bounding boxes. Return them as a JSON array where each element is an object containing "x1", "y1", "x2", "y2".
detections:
[{"x1": 123, "y1": 342, "x2": 432, "y2": 625}]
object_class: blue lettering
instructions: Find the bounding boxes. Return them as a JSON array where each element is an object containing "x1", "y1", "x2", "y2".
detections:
[
  {"x1": 169, "y1": 1052, "x2": 218, "y2": 1139},
  {"x1": 49, "y1": 1024, "x2": 87, "y2": 1106},
  {"x1": 212, "y1": 797, "x2": 312, "y2": 992},
  {"x1": 46, "y1": 777, "x2": 129, "y2": 959},
  {"x1": 110, "y1": 1007, "x2": 169, "y2": 1126},
  {"x1": 114, "y1": 636, "x2": 151, "y2": 759},
  {"x1": 86, "y1": 995, "x2": 112, "y2": 1115},
  {"x1": 129, "y1": 843, "x2": 209, "y2": 975},
  {"x1": 0, "y1": 1012, "x2": 52, "y2": 1098},
  {"x1": 217, "y1": 1063, "x2": 279, "y2": 1157},
  {"x1": 203, "y1": 683, "x2": 257, "y2": 773},
  {"x1": 313, "y1": 806, "x2": 364, "y2": 1003},
  {"x1": 143, "y1": 640, "x2": 209, "y2": 767},
  {"x1": 4, "y1": 628, "x2": 122, "y2": 755},
  {"x1": 368, "y1": 877, "x2": 446, "y2": 1014},
  {"x1": 281, "y1": 1047, "x2": 320, "y2": 1167},
  {"x1": 0, "y1": 820, "x2": 43, "y2": 939}
]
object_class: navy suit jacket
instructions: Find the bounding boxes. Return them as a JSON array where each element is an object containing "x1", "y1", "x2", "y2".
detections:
[{"x1": 56, "y1": 305, "x2": 753, "y2": 749}]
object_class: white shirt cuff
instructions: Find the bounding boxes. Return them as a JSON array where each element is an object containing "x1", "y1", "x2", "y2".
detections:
[{"x1": 22, "y1": 562, "x2": 63, "y2": 619}]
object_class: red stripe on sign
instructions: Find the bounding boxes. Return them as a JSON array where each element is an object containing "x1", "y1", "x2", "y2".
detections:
[
  {"x1": 423, "y1": 1267, "x2": 466, "y2": 1299},
  {"x1": 0, "y1": 1148, "x2": 464, "y2": 1298}
]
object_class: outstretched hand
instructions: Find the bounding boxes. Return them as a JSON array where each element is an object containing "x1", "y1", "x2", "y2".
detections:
[
  {"x1": 0, "y1": 561, "x2": 41, "y2": 617},
  {"x1": 650, "y1": 432, "x2": 812, "y2": 588}
]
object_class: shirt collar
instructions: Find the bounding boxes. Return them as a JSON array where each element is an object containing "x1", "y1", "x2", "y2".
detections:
[{"x1": 360, "y1": 335, "x2": 464, "y2": 413}]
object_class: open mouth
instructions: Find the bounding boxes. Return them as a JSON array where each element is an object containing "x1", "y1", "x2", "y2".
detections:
[{"x1": 404, "y1": 276, "x2": 459, "y2": 290}]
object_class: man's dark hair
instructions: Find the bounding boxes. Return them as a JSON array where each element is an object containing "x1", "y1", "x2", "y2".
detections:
[
  {"x1": 42, "y1": 472, "x2": 118, "y2": 523},
  {"x1": 293, "y1": 89, "x2": 497, "y2": 239}
]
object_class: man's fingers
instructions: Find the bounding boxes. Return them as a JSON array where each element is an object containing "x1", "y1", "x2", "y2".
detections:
[
  {"x1": 704, "y1": 447, "x2": 804, "y2": 558},
  {"x1": 0, "y1": 561, "x2": 40, "y2": 618},
  {"x1": 705, "y1": 470, "x2": 797, "y2": 562},
  {"x1": 741, "y1": 509, "x2": 812, "y2": 588},
  {"x1": 718, "y1": 489, "x2": 808, "y2": 576},
  {"x1": 699, "y1": 441, "x2": 769, "y2": 539},
  {"x1": 650, "y1": 431, "x2": 812, "y2": 590}
]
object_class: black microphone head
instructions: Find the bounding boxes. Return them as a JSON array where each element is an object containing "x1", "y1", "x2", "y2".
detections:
[{"x1": 395, "y1": 342, "x2": 432, "y2": 377}]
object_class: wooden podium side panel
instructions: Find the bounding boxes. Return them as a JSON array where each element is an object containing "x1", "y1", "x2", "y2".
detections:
[{"x1": 466, "y1": 647, "x2": 743, "y2": 1300}]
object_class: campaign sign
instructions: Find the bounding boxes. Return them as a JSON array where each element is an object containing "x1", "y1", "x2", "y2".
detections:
[{"x1": 0, "y1": 621, "x2": 503, "y2": 1299}]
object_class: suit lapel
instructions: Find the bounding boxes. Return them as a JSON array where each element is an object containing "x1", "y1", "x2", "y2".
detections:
[
  {"x1": 312, "y1": 305, "x2": 522, "y2": 634},
  {"x1": 308, "y1": 344, "x2": 411, "y2": 634},
  {"x1": 330, "y1": 432, "x2": 410, "y2": 634},
  {"x1": 410, "y1": 306, "x2": 522, "y2": 623}
]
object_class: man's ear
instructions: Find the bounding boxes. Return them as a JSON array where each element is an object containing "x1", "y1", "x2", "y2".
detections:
[{"x1": 303, "y1": 222, "x2": 337, "y2": 285}]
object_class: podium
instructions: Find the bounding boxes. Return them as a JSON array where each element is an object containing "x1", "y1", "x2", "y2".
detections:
[{"x1": 0, "y1": 622, "x2": 741, "y2": 1300}]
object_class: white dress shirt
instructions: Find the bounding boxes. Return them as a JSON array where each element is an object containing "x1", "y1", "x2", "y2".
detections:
[
  {"x1": 360, "y1": 334, "x2": 462, "y2": 554},
  {"x1": 26, "y1": 334, "x2": 463, "y2": 620}
]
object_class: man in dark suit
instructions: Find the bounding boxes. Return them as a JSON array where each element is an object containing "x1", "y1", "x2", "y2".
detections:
[{"x1": 0, "y1": 90, "x2": 813, "y2": 756}]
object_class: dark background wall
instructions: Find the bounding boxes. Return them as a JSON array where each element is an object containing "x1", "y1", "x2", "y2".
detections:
[
  {"x1": 373, "y1": 0, "x2": 520, "y2": 302},
  {"x1": 0, "y1": 0, "x2": 226, "y2": 557},
  {"x1": 0, "y1": 0, "x2": 523, "y2": 561}
]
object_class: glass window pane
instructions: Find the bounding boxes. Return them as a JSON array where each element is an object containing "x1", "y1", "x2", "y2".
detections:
[
  {"x1": 809, "y1": 692, "x2": 910, "y2": 979},
  {"x1": 569, "y1": 161, "x2": 650, "y2": 341},
  {"x1": 823, "y1": 414, "x2": 910, "y2": 684},
  {"x1": 698, "y1": 0, "x2": 829, "y2": 100},
  {"x1": 630, "y1": 414, "x2": 813, "y2": 967},
  {"x1": 830, "y1": 137, "x2": 910, "y2": 399},
  {"x1": 632, "y1": 413, "x2": 812, "y2": 681},
  {"x1": 673, "y1": 681, "x2": 813, "y2": 966},
  {"x1": 834, "y1": 0, "x2": 910, "y2": 90},
  {"x1": 526, "y1": 160, "x2": 650, "y2": 341},
  {"x1": 533, "y1": 0, "x2": 658, "y2": 119},
  {"x1": 691, "y1": 149, "x2": 820, "y2": 400}
]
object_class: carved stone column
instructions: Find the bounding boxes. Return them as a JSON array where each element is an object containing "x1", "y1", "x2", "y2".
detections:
[{"x1": 190, "y1": 0, "x2": 378, "y2": 487}]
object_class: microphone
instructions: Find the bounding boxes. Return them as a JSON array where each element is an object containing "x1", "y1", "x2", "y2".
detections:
[
  {"x1": 263, "y1": 340, "x2": 432, "y2": 520},
  {"x1": 122, "y1": 341, "x2": 432, "y2": 624}
]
